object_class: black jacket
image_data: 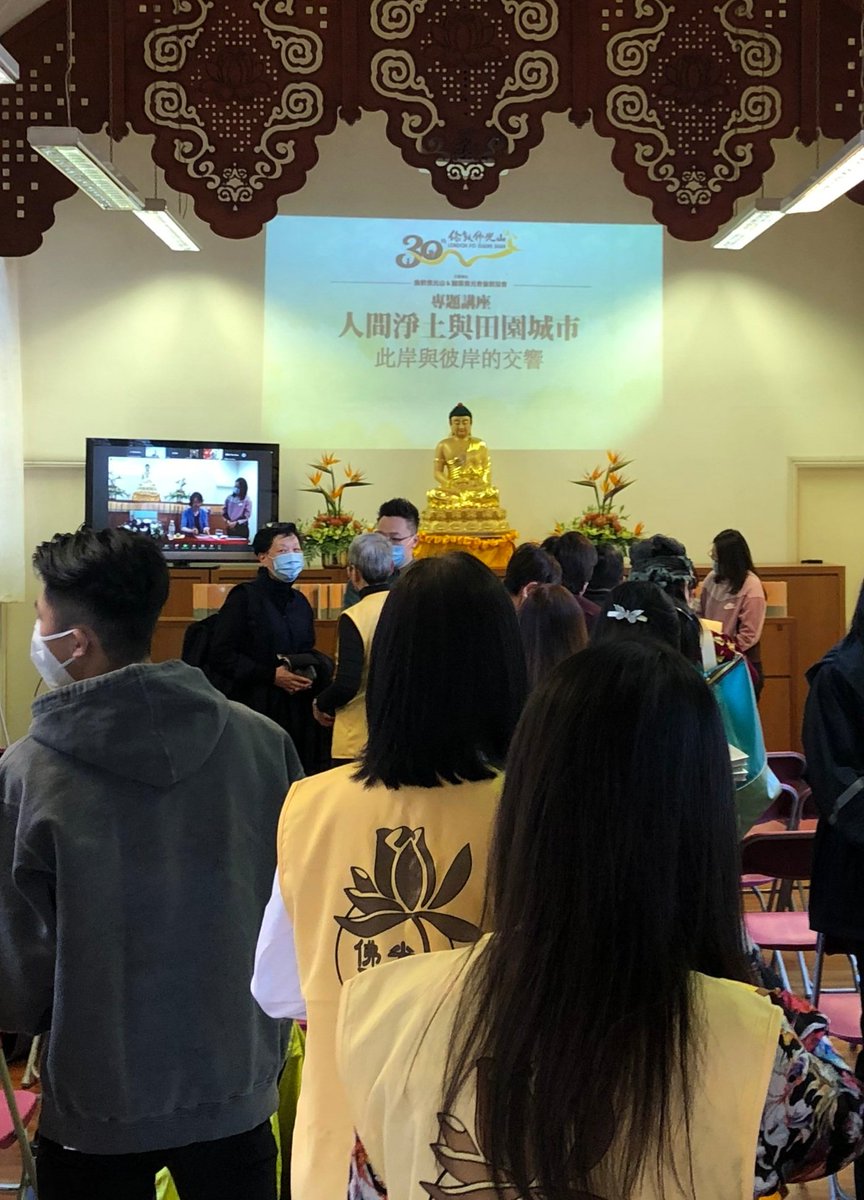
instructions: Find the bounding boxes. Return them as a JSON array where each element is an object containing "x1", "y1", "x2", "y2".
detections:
[
  {"x1": 209, "y1": 569, "x2": 332, "y2": 773},
  {"x1": 803, "y1": 634, "x2": 864, "y2": 941}
]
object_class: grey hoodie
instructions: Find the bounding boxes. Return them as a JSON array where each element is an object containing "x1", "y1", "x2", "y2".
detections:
[{"x1": 0, "y1": 660, "x2": 302, "y2": 1155}]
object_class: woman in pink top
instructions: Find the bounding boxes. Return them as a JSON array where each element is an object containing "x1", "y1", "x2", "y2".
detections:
[{"x1": 701, "y1": 528, "x2": 767, "y2": 696}]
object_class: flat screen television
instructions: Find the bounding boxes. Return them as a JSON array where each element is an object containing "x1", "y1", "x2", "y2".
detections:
[{"x1": 86, "y1": 438, "x2": 280, "y2": 563}]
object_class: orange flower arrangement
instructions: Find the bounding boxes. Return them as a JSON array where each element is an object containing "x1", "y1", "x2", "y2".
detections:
[
  {"x1": 299, "y1": 453, "x2": 371, "y2": 563},
  {"x1": 555, "y1": 451, "x2": 646, "y2": 548}
]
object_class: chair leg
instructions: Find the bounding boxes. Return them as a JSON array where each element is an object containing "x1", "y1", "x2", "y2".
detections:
[
  {"x1": 771, "y1": 949, "x2": 792, "y2": 992},
  {"x1": 828, "y1": 1172, "x2": 854, "y2": 1200},
  {"x1": 20, "y1": 1038, "x2": 40, "y2": 1089},
  {"x1": 0, "y1": 1052, "x2": 38, "y2": 1199}
]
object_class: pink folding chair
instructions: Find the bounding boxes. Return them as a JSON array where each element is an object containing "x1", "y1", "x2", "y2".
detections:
[
  {"x1": 740, "y1": 830, "x2": 817, "y2": 995},
  {"x1": 0, "y1": 1039, "x2": 38, "y2": 1198},
  {"x1": 741, "y1": 784, "x2": 803, "y2": 910}
]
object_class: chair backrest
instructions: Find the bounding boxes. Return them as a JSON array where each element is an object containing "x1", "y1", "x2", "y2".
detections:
[
  {"x1": 766, "y1": 751, "x2": 807, "y2": 788},
  {"x1": 739, "y1": 829, "x2": 815, "y2": 881},
  {"x1": 752, "y1": 782, "x2": 801, "y2": 829}
]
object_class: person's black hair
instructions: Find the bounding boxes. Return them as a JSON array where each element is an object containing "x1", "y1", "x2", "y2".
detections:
[
  {"x1": 449, "y1": 403, "x2": 472, "y2": 420},
  {"x1": 629, "y1": 533, "x2": 696, "y2": 605},
  {"x1": 546, "y1": 530, "x2": 598, "y2": 596},
  {"x1": 712, "y1": 528, "x2": 758, "y2": 595},
  {"x1": 518, "y1": 583, "x2": 587, "y2": 689},
  {"x1": 446, "y1": 640, "x2": 749, "y2": 1199},
  {"x1": 357, "y1": 553, "x2": 527, "y2": 788},
  {"x1": 33, "y1": 527, "x2": 169, "y2": 664},
  {"x1": 588, "y1": 543, "x2": 625, "y2": 592},
  {"x1": 592, "y1": 580, "x2": 682, "y2": 653},
  {"x1": 502, "y1": 542, "x2": 562, "y2": 597},
  {"x1": 189, "y1": 491, "x2": 203, "y2": 506},
  {"x1": 234, "y1": 477, "x2": 248, "y2": 500},
  {"x1": 377, "y1": 496, "x2": 419, "y2": 533},
  {"x1": 252, "y1": 522, "x2": 301, "y2": 556}
]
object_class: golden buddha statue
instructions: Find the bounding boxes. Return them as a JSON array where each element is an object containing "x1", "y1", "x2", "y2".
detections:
[
  {"x1": 131, "y1": 462, "x2": 161, "y2": 504},
  {"x1": 422, "y1": 404, "x2": 511, "y2": 535}
]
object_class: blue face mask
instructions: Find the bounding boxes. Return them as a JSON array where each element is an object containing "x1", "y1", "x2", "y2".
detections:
[
  {"x1": 390, "y1": 542, "x2": 406, "y2": 570},
  {"x1": 271, "y1": 551, "x2": 303, "y2": 583}
]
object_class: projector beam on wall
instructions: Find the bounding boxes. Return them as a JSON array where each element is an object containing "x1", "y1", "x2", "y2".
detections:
[
  {"x1": 0, "y1": 42, "x2": 19, "y2": 85},
  {"x1": 134, "y1": 198, "x2": 200, "y2": 252},
  {"x1": 712, "y1": 199, "x2": 786, "y2": 250},
  {"x1": 27, "y1": 126, "x2": 143, "y2": 211},
  {"x1": 784, "y1": 132, "x2": 864, "y2": 213}
]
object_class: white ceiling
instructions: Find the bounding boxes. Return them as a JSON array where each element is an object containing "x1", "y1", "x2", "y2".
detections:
[{"x1": 0, "y1": 0, "x2": 44, "y2": 37}]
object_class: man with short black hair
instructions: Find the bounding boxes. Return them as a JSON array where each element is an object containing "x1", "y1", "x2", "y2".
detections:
[
  {"x1": 343, "y1": 496, "x2": 419, "y2": 608},
  {"x1": 0, "y1": 527, "x2": 301, "y2": 1200}
]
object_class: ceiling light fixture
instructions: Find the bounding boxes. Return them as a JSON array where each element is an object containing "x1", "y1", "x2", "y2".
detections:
[
  {"x1": 783, "y1": 131, "x2": 864, "y2": 213},
  {"x1": 134, "y1": 198, "x2": 200, "y2": 252},
  {"x1": 0, "y1": 42, "x2": 19, "y2": 85},
  {"x1": 26, "y1": 126, "x2": 143, "y2": 210},
  {"x1": 712, "y1": 198, "x2": 786, "y2": 250}
]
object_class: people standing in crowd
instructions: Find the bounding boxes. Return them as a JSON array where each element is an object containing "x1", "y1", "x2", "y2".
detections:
[
  {"x1": 502, "y1": 541, "x2": 562, "y2": 607},
  {"x1": 180, "y1": 491, "x2": 210, "y2": 536},
  {"x1": 343, "y1": 497, "x2": 419, "y2": 609},
  {"x1": 701, "y1": 528, "x2": 767, "y2": 698},
  {"x1": 312, "y1": 532, "x2": 393, "y2": 765},
  {"x1": 518, "y1": 582, "x2": 587, "y2": 690},
  {"x1": 0, "y1": 528, "x2": 301, "y2": 1200},
  {"x1": 338, "y1": 641, "x2": 864, "y2": 1200},
  {"x1": 252, "y1": 552, "x2": 527, "y2": 1200},
  {"x1": 628, "y1": 532, "x2": 703, "y2": 664},
  {"x1": 803, "y1": 577, "x2": 864, "y2": 1200},
  {"x1": 208, "y1": 521, "x2": 332, "y2": 774},
  {"x1": 541, "y1": 531, "x2": 600, "y2": 632},
  {"x1": 223, "y1": 476, "x2": 252, "y2": 541},
  {"x1": 583, "y1": 542, "x2": 625, "y2": 608}
]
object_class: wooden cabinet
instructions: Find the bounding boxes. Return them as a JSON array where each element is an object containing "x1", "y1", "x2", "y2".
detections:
[{"x1": 757, "y1": 618, "x2": 797, "y2": 750}]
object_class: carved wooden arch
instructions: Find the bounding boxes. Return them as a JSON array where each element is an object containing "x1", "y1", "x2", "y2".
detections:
[{"x1": 2, "y1": 0, "x2": 864, "y2": 255}]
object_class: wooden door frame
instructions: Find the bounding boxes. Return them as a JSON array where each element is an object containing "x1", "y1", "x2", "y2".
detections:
[{"x1": 789, "y1": 457, "x2": 864, "y2": 560}]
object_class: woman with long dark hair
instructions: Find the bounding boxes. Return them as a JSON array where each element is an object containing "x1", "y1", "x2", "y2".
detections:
[
  {"x1": 223, "y1": 475, "x2": 252, "y2": 540},
  {"x1": 518, "y1": 582, "x2": 587, "y2": 689},
  {"x1": 252, "y1": 552, "x2": 527, "y2": 1200},
  {"x1": 701, "y1": 528, "x2": 766, "y2": 696},
  {"x1": 339, "y1": 641, "x2": 864, "y2": 1199}
]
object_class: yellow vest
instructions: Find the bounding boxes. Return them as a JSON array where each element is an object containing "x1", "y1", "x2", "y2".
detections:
[
  {"x1": 337, "y1": 940, "x2": 783, "y2": 1200},
  {"x1": 277, "y1": 765, "x2": 502, "y2": 1200},
  {"x1": 331, "y1": 589, "x2": 389, "y2": 761}
]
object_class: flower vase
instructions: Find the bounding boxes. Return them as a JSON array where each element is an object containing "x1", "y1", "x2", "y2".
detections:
[{"x1": 321, "y1": 549, "x2": 348, "y2": 569}]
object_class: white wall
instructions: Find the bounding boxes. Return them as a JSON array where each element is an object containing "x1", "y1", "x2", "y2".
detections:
[{"x1": 4, "y1": 113, "x2": 864, "y2": 739}]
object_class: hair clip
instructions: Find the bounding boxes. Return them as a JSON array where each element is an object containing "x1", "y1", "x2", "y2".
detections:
[{"x1": 607, "y1": 605, "x2": 648, "y2": 624}]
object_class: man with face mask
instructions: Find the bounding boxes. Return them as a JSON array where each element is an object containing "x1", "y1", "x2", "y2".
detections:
[
  {"x1": 0, "y1": 527, "x2": 302, "y2": 1200},
  {"x1": 208, "y1": 522, "x2": 333, "y2": 774},
  {"x1": 343, "y1": 497, "x2": 419, "y2": 610}
]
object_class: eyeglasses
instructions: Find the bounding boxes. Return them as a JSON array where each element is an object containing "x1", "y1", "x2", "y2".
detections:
[{"x1": 384, "y1": 533, "x2": 413, "y2": 543}]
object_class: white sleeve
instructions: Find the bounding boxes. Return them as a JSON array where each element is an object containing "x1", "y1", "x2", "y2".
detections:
[{"x1": 251, "y1": 870, "x2": 307, "y2": 1020}]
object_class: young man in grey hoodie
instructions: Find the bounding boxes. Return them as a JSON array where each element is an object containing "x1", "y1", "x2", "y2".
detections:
[{"x1": 0, "y1": 528, "x2": 302, "y2": 1200}]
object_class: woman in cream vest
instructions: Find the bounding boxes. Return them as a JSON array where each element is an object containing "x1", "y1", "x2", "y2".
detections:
[
  {"x1": 252, "y1": 552, "x2": 527, "y2": 1199},
  {"x1": 338, "y1": 641, "x2": 864, "y2": 1199}
]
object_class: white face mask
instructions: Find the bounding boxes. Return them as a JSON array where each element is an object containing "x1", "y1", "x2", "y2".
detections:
[{"x1": 30, "y1": 622, "x2": 78, "y2": 690}]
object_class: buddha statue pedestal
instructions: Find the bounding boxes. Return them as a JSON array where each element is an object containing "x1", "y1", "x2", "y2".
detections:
[{"x1": 415, "y1": 405, "x2": 517, "y2": 570}]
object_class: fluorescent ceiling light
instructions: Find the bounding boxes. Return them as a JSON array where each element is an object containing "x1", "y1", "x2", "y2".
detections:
[
  {"x1": 712, "y1": 199, "x2": 786, "y2": 250},
  {"x1": 0, "y1": 42, "x2": 18, "y2": 85},
  {"x1": 784, "y1": 131, "x2": 864, "y2": 213},
  {"x1": 134, "y1": 198, "x2": 200, "y2": 252},
  {"x1": 27, "y1": 126, "x2": 143, "y2": 210}
]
